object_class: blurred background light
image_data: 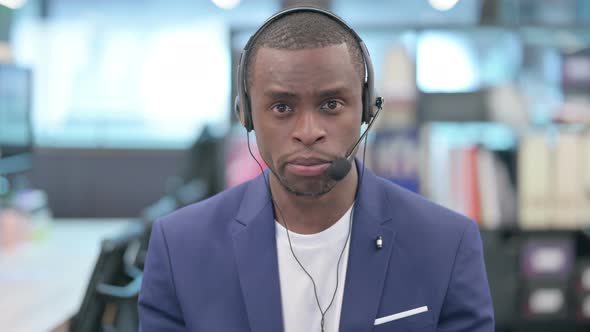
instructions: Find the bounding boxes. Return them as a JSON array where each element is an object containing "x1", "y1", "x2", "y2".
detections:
[
  {"x1": 417, "y1": 32, "x2": 479, "y2": 92},
  {"x1": 211, "y1": 0, "x2": 241, "y2": 10},
  {"x1": 428, "y1": 0, "x2": 460, "y2": 12},
  {"x1": 0, "y1": 0, "x2": 26, "y2": 10}
]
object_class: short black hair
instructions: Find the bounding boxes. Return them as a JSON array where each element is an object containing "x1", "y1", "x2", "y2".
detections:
[{"x1": 245, "y1": 11, "x2": 365, "y2": 90}]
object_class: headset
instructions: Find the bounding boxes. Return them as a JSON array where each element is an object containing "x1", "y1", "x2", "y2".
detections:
[{"x1": 234, "y1": 6, "x2": 382, "y2": 132}]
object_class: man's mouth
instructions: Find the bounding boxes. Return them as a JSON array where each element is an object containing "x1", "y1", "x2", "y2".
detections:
[{"x1": 286, "y1": 158, "x2": 331, "y2": 177}]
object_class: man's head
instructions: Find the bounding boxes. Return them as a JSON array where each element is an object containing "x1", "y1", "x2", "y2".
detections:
[
  {"x1": 245, "y1": 11, "x2": 365, "y2": 91},
  {"x1": 241, "y1": 9, "x2": 370, "y2": 197}
]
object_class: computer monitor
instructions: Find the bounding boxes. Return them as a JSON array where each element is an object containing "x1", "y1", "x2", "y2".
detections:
[{"x1": 0, "y1": 64, "x2": 33, "y2": 174}]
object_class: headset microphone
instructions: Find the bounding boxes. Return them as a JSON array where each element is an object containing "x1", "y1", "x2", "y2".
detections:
[
  {"x1": 327, "y1": 96, "x2": 384, "y2": 181},
  {"x1": 327, "y1": 156, "x2": 352, "y2": 181}
]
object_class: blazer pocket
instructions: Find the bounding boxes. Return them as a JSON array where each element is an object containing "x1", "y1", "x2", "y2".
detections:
[{"x1": 373, "y1": 306, "x2": 434, "y2": 332}]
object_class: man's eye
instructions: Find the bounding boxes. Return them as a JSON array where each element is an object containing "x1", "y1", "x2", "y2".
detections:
[
  {"x1": 271, "y1": 104, "x2": 292, "y2": 114},
  {"x1": 320, "y1": 100, "x2": 343, "y2": 112}
]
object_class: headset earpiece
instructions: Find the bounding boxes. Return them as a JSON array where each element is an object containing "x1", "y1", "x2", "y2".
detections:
[
  {"x1": 362, "y1": 84, "x2": 373, "y2": 124},
  {"x1": 234, "y1": 96, "x2": 246, "y2": 130}
]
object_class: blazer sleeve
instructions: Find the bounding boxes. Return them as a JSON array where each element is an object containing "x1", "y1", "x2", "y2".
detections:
[
  {"x1": 438, "y1": 220, "x2": 495, "y2": 332},
  {"x1": 138, "y1": 220, "x2": 186, "y2": 331}
]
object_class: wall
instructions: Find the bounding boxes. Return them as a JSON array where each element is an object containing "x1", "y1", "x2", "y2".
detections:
[{"x1": 25, "y1": 148, "x2": 187, "y2": 218}]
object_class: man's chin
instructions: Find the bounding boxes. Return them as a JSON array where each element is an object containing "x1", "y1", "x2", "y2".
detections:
[{"x1": 281, "y1": 178, "x2": 334, "y2": 197}]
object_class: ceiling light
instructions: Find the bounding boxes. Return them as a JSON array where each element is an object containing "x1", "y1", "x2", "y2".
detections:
[
  {"x1": 428, "y1": 0, "x2": 459, "y2": 12},
  {"x1": 211, "y1": 0, "x2": 241, "y2": 10},
  {"x1": 0, "y1": 0, "x2": 27, "y2": 9}
]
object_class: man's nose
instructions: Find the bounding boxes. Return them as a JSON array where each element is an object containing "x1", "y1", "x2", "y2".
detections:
[{"x1": 291, "y1": 109, "x2": 326, "y2": 147}]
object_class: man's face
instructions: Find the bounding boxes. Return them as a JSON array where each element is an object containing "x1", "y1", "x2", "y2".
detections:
[{"x1": 249, "y1": 43, "x2": 363, "y2": 196}]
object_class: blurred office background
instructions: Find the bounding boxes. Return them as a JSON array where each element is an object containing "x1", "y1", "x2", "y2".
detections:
[{"x1": 1, "y1": 0, "x2": 590, "y2": 331}]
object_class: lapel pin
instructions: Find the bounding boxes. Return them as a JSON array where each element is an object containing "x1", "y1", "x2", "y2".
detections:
[{"x1": 376, "y1": 235, "x2": 383, "y2": 249}]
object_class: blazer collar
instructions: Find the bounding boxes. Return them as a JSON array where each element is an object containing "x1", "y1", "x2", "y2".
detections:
[
  {"x1": 234, "y1": 170, "x2": 272, "y2": 226},
  {"x1": 234, "y1": 160, "x2": 392, "y2": 226}
]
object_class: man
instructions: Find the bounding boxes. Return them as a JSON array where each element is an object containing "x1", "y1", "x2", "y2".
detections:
[{"x1": 139, "y1": 7, "x2": 494, "y2": 332}]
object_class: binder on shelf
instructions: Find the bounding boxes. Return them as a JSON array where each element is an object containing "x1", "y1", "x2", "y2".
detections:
[
  {"x1": 478, "y1": 149, "x2": 501, "y2": 228},
  {"x1": 518, "y1": 132, "x2": 552, "y2": 229},
  {"x1": 420, "y1": 124, "x2": 453, "y2": 209},
  {"x1": 553, "y1": 132, "x2": 586, "y2": 229},
  {"x1": 465, "y1": 146, "x2": 482, "y2": 223},
  {"x1": 450, "y1": 147, "x2": 468, "y2": 218},
  {"x1": 582, "y1": 131, "x2": 590, "y2": 227}
]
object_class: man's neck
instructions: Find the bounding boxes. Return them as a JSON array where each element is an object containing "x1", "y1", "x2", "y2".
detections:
[{"x1": 269, "y1": 164, "x2": 358, "y2": 235}]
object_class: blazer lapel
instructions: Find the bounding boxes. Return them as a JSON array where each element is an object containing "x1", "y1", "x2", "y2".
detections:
[
  {"x1": 231, "y1": 172, "x2": 284, "y2": 332},
  {"x1": 340, "y1": 162, "x2": 396, "y2": 331}
]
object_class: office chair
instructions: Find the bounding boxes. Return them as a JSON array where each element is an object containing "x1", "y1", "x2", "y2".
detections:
[
  {"x1": 69, "y1": 223, "x2": 144, "y2": 332},
  {"x1": 134, "y1": 178, "x2": 207, "y2": 270}
]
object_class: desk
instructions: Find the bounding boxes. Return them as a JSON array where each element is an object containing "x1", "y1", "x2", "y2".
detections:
[{"x1": 0, "y1": 219, "x2": 136, "y2": 332}]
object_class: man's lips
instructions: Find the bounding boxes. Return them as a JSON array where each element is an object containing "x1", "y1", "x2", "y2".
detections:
[{"x1": 286, "y1": 158, "x2": 331, "y2": 177}]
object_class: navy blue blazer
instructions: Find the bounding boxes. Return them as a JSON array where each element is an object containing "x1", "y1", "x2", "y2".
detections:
[{"x1": 139, "y1": 164, "x2": 494, "y2": 331}]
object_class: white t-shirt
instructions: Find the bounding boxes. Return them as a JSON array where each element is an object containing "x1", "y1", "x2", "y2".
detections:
[{"x1": 275, "y1": 205, "x2": 353, "y2": 332}]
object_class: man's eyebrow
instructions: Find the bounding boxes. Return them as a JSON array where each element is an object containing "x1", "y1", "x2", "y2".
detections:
[
  {"x1": 318, "y1": 87, "x2": 350, "y2": 98},
  {"x1": 263, "y1": 90, "x2": 298, "y2": 100}
]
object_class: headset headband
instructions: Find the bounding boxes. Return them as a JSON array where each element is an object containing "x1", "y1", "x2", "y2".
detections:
[{"x1": 235, "y1": 6, "x2": 377, "y2": 131}]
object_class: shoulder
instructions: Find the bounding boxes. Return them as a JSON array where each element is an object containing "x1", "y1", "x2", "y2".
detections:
[
  {"x1": 156, "y1": 179, "x2": 251, "y2": 240},
  {"x1": 373, "y1": 177, "x2": 490, "y2": 314},
  {"x1": 375, "y1": 176, "x2": 479, "y2": 251}
]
